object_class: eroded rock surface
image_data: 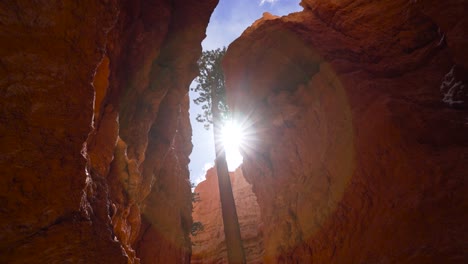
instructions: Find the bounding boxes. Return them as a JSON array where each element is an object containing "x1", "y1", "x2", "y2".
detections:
[
  {"x1": 0, "y1": 0, "x2": 217, "y2": 263},
  {"x1": 191, "y1": 167, "x2": 263, "y2": 264},
  {"x1": 224, "y1": 0, "x2": 467, "y2": 263}
]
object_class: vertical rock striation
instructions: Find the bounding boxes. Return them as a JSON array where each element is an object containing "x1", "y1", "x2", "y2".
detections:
[
  {"x1": 224, "y1": 1, "x2": 467, "y2": 263},
  {"x1": 0, "y1": 0, "x2": 217, "y2": 263},
  {"x1": 191, "y1": 167, "x2": 263, "y2": 264}
]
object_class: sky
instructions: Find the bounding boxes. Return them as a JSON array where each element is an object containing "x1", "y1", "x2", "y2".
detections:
[{"x1": 188, "y1": 0, "x2": 303, "y2": 186}]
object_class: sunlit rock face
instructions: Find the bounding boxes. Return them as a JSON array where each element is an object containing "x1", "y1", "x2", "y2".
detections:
[
  {"x1": 191, "y1": 167, "x2": 263, "y2": 264},
  {"x1": 0, "y1": 0, "x2": 217, "y2": 263},
  {"x1": 224, "y1": 1, "x2": 468, "y2": 263}
]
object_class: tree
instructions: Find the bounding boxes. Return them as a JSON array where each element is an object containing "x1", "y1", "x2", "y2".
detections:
[
  {"x1": 191, "y1": 48, "x2": 246, "y2": 264},
  {"x1": 191, "y1": 221, "x2": 204, "y2": 236},
  {"x1": 192, "y1": 47, "x2": 229, "y2": 129},
  {"x1": 191, "y1": 182, "x2": 201, "y2": 204}
]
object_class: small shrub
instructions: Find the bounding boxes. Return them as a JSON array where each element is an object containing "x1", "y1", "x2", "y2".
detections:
[{"x1": 191, "y1": 221, "x2": 204, "y2": 236}]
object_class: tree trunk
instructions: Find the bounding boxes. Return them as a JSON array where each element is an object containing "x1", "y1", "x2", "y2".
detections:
[{"x1": 211, "y1": 88, "x2": 246, "y2": 264}]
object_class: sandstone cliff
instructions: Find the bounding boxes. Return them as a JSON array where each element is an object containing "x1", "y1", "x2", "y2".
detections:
[
  {"x1": 0, "y1": 0, "x2": 217, "y2": 263},
  {"x1": 191, "y1": 167, "x2": 263, "y2": 264},
  {"x1": 224, "y1": 1, "x2": 467, "y2": 263}
]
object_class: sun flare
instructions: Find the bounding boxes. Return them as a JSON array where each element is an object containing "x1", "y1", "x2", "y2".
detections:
[{"x1": 221, "y1": 121, "x2": 245, "y2": 170}]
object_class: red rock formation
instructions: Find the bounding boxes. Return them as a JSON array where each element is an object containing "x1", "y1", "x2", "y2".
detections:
[
  {"x1": 0, "y1": 0, "x2": 217, "y2": 263},
  {"x1": 191, "y1": 167, "x2": 263, "y2": 264},
  {"x1": 224, "y1": 0, "x2": 467, "y2": 263}
]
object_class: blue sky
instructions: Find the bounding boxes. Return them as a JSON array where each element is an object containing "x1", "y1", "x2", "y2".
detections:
[{"x1": 188, "y1": 0, "x2": 302, "y2": 185}]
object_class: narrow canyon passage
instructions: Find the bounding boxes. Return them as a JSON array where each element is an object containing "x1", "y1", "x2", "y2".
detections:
[
  {"x1": 1, "y1": 0, "x2": 467, "y2": 264},
  {"x1": 191, "y1": 167, "x2": 263, "y2": 264}
]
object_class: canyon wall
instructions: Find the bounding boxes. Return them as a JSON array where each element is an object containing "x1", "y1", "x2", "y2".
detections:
[
  {"x1": 0, "y1": 0, "x2": 217, "y2": 263},
  {"x1": 224, "y1": 0, "x2": 467, "y2": 263},
  {"x1": 191, "y1": 167, "x2": 263, "y2": 264}
]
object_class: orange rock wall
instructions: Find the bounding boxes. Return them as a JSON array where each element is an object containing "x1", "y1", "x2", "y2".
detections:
[
  {"x1": 191, "y1": 167, "x2": 263, "y2": 264},
  {"x1": 224, "y1": 0, "x2": 467, "y2": 263},
  {"x1": 0, "y1": 0, "x2": 217, "y2": 263}
]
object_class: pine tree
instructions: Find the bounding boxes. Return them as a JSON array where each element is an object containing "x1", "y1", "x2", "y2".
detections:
[
  {"x1": 191, "y1": 47, "x2": 229, "y2": 129},
  {"x1": 191, "y1": 47, "x2": 246, "y2": 263}
]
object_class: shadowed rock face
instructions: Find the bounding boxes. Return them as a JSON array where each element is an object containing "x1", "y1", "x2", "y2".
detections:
[
  {"x1": 191, "y1": 167, "x2": 263, "y2": 264},
  {"x1": 224, "y1": 1, "x2": 467, "y2": 263},
  {"x1": 0, "y1": 0, "x2": 217, "y2": 263},
  {"x1": 1, "y1": 0, "x2": 467, "y2": 263}
]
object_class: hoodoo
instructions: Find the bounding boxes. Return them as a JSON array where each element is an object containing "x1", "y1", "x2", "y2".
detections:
[{"x1": 191, "y1": 167, "x2": 263, "y2": 264}]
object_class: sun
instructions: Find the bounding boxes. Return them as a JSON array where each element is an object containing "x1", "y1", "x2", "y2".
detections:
[{"x1": 221, "y1": 121, "x2": 244, "y2": 171}]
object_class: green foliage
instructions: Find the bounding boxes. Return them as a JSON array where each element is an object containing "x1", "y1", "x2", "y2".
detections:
[
  {"x1": 190, "y1": 182, "x2": 200, "y2": 208},
  {"x1": 191, "y1": 47, "x2": 229, "y2": 130},
  {"x1": 191, "y1": 221, "x2": 204, "y2": 236},
  {"x1": 192, "y1": 191, "x2": 200, "y2": 203}
]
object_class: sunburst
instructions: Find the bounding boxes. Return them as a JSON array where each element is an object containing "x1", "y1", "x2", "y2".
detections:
[{"x1": 221, "y1": 121, "x2": 245, "y2": 170}]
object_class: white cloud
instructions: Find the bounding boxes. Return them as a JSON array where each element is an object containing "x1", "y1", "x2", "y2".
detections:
[
  {"x1": 203, "y1": 162, "x2": 214, "y2": 172},
  {"x1": 260, "y1": 0, "x2": 278, "y2": 6},
  {"x1": 192, "y1": 162, "x2": 214, "y2": 188}
]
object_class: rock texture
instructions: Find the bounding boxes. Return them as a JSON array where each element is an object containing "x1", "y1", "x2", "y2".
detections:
[
  {"x1": 191, "y1": 167, "x2": 263, "y2": 264},
  {"x1": 224, "y1": 1, "x2": 467, "y2": 263},
  {"x1": 0, "y1": 0, "x2": 217, "y2": 263}
]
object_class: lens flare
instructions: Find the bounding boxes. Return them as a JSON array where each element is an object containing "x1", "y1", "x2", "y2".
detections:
[{"x1": 221, "y1": 121, "x2": 244, "y2": 170}]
